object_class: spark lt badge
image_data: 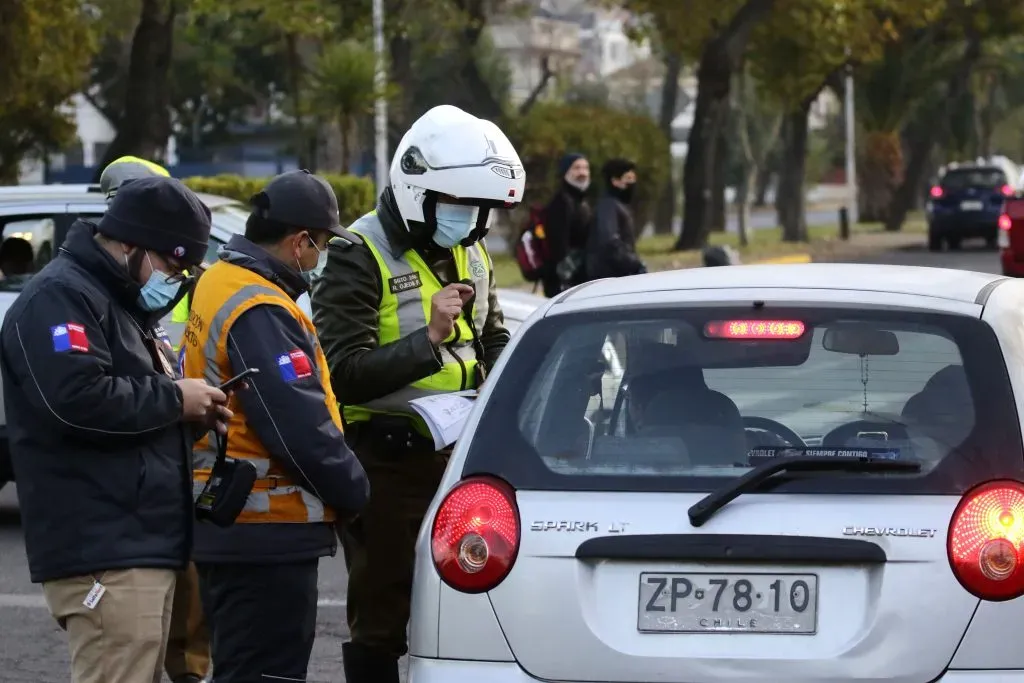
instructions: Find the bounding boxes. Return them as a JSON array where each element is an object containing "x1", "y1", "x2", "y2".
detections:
[
  {"x1": 842, "y1": 526, "x2": 937, "y2": 538},
  {"x1": 530, "y1": 521, "x2": 629, "y2": 533}
]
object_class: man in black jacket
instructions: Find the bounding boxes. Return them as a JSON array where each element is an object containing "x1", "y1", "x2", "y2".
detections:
[
  {"x1": 586, "y1": 157, "x2": 646, "y2": 281},
  {"x1": 0, "y1": 176, "x2": 231, "y2": 683},
  {"x1": 541, "y1": 152, "x2": 592, "y2": 297}
]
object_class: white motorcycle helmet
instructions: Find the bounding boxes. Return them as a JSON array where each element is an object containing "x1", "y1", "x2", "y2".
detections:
[{"x1": 389, "y1": 105, "x2": 526, "y2": 247}]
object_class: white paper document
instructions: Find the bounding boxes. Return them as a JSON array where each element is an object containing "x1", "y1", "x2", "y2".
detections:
[{"x1": 408, "y1": 394, "x2": 476, "y2": 450}]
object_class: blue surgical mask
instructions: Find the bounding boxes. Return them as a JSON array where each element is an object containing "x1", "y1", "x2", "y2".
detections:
[
  {"x1": 134, "y1": 252, "x2": 181, "y2": 312},
  {"x1": 433, "y1": 203, "x2": 480, "y2": 249},
  {"x1": 298, "y1": 237, "x2": 327, "y2": 285}
]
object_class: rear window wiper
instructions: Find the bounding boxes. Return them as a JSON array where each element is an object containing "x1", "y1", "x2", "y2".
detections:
[{"x1": 688, "y1": 456, "x2": 921, "y2": 527}]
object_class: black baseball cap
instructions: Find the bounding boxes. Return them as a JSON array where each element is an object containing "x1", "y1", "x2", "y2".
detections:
[{"x1": 250, "y1": 170, "x2": 360, "y2": 242}]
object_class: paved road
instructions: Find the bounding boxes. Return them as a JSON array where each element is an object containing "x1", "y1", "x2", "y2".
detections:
[{"x1": 0, "y1": 240, "x2": 1002, "y2": 682}]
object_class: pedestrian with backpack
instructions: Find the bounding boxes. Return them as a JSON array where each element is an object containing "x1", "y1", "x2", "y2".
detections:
[{"x1": 515, "y1": 152, "x2": 592, "y2": 296}]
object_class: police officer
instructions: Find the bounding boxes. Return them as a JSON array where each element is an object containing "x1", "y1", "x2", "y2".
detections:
[
  {"x1": 0, "y1": 177, "x2": 229, "y2": 683},
  {"x1": 99, "y1": 155, "x2": 211, "y2": 683},
  {"x1": 181, "y1": 170, "x2": 369, "y2": 682},
  {"x1": 311, "y1": 105, "x2": 525, "y2": 682}
]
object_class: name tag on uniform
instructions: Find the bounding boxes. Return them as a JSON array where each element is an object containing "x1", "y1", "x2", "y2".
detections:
[{"x1": 389, "y1": 272, "x2": 422, "y2": 294}]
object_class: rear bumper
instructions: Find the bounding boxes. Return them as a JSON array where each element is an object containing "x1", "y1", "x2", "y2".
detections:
[
  {"x1": 930, "y1": 215, "x2": 1000, "y2": 238},
  {"x1": 1001, "y1": 247, "x2": 1024, "y2": 276},
  {"x1": 407, "y1": 659, "x2": 1024, "y2": 683}
]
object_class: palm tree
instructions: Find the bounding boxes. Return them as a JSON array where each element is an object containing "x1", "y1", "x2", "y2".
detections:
[{"x1": 308, "y1": 39, "x2": 377, "y2": 174}]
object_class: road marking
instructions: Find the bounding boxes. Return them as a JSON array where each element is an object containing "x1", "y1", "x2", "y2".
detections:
[{"x1": 0, "y1": 593, "x2": 346, "y2": 609}]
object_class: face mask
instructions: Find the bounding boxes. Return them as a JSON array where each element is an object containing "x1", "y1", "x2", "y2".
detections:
[
  {"x1": 566, "y1": 176, "x2": 590, "y2": 192},
  {"x1": 297, "y1": 236, "x2": 327, "y2": 285},
  {"x1": 433, "y1": 203, "x2": 480, "y2": 249},
  {"x1": 613, "y1": 182, "x2": 636, "y2": 204},
  {"x1": 134, "y1": 252, "x2": 181, "y2": 312}
]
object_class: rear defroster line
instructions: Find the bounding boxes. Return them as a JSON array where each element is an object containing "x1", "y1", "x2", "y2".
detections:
[{"x1": 688, "y1": 455, "x2": 922, "y2": 527}]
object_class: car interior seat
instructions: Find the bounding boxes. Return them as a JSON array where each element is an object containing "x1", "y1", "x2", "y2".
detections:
[
  {"x1": 631, "y1": 365, "x2": 748, "y2": 467},
  {"x1": 900, "y1": 363, "x2": 973, "y2": 459}
]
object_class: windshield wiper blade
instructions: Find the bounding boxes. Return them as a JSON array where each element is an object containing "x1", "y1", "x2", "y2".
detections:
[{"x1": 688, "y1": 456, "x2": 921, "y2": 527}]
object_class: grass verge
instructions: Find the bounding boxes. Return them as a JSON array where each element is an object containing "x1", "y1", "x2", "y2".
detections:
[{"x1": 491, "y1": 216, "x2": 927, "y2": 289}]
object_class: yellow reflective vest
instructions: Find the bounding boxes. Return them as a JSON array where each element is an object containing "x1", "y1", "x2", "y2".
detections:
[
  {"x1": 342, "y1": 211, "x2": 491, "y2": 427},
  {"x1": 181, "y1": 260, "x2": 340, "y2": 524}
]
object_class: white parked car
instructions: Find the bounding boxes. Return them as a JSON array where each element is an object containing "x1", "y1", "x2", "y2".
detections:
[{"x1": 409, "y1": 263, "x2": 1024, "y2": 683}]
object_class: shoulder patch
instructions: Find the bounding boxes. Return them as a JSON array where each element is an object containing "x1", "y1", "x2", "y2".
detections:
[
  {"x1": 51, "y1": 323, "x2": 89, "y2": 353},
  {"x1": 329, "y1": 233, "x2": 363, "y2": 249},
  {"x1": 277, "y1": 349, "x2": 313, "y2": 382}
]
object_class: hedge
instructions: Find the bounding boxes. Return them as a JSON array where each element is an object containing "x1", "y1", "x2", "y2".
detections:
[
  {"x1": 505, "y1": 103, "x2": 672, "y2": 229},
  {"x1": 182, "y1": 173, "x2": 376, "y2": 226}
]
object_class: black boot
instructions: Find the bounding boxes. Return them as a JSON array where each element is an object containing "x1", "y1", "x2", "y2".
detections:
[{"x1": 342, "y1": 641, "x2": 400, "y2": 683}]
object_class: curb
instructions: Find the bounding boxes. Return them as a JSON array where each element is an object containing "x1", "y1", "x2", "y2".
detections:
[{"x1": 751, "y1": 253, "x2": 812, "y2": 265}]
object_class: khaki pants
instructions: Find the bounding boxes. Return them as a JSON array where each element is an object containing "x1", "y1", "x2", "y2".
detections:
[
  {"x1": 165, "y1": 562, "x2": 210, "y2": 680},
  {"x1": 42, "y1": 568, "x2": 176, "y2": 683}
]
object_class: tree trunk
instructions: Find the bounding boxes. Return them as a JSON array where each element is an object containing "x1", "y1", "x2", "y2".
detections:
[
  {"x1": 884, "y1": 31, "x2": 982, "y2": 231},
  {"x1": 674, "y1": 0, "x2": 776, "y2": 251},
  {"x1": 737, "y1": 168, "x2": 754, "y2": 246},
  {"x1": 754, "y1": 165, "x2": 772, "y2": 206},
  {"x1": 976, "y1": 72, "x2": 998, "y2": 159},
  {"x1": 94, "y1": 0, "x2": 178, "y2": 177},
  {"x1": 857, "y1": 130, "x2": 903, "y2": 224},
  {"x1": 452, "y1": 0, "x2": 503, "y2": 121},
  {"x1": 0, "y1": 160, "x2": 20, "y2": 185},
  {"x1": 776, "y1": 104, "x2": 811, "y2": 242},
  {"x1": 654, "y1": 51, "x2": 683, "y2": 235},
  {"x1": 710, "y1": 125, "x2": 728, "y2": 231},
  {"x1": 285, "y1": 34, "x2": 310, "y2": 169},
  {"x1": 339, "y1": 114, "x2": 351, "y2": 175}
]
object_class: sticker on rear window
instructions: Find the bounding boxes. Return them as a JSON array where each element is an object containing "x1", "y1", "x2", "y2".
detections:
[{"x1": 747, "y1": 446, "x2": 901, "y2": 462}]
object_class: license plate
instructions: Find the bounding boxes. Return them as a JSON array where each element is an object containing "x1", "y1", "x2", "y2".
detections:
[
  {"x1": 637, "y1": 572, "x2": 818, "y2": 634},
  {"x1": 961, "y1": 200, "x2": 984, "y2": 211}
]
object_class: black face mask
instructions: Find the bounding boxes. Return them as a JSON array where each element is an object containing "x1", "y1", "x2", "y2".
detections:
[{"x1": 610, "y1": 182, "x2": 635, "y2": 204}]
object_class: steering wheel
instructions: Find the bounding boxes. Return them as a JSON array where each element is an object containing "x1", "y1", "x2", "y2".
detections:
[
  {"x1": 742, "y1": 416, "x2": 807, "y2": 448},
  {"x1": 821, "y1": 420, "x2": 909, "y2": 447}
]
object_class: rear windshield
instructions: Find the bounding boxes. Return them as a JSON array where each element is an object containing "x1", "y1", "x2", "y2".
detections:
[
  {"x1": 464, "y1": 307, "x2": 1024, "y2": 494},
  {"x1": 941, "y1": 168, "x2": 1007, "y2": 190}
]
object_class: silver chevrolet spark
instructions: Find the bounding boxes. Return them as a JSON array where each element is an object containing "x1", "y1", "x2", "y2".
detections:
[{"x1": 407, "y1": 263, "x2": 1024, "y2": 683}]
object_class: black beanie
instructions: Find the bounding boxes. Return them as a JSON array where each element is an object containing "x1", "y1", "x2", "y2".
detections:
[
  {"x1": 97, "y1": 176, "x2": 212, "y2": 267},
  {"x1": 558, "y1": 152, "x2": 585, "y2": 177}
]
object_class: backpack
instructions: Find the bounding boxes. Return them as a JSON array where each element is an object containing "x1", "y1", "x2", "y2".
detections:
[{"x1": 515, "y1": 205, "x2": 550, "y2": 282}]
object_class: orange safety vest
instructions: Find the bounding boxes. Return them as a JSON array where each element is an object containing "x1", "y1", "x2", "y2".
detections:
[{"x1": 181, "y1": 260, "x2": 340, "y2": 524}]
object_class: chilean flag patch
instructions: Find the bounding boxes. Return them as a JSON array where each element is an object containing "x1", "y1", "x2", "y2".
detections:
[
  {"x1": 277, "y1": 349, "x2": 313, "y2": 382},
  {"x1": 51, "y1": 323, "x2": 89, "y2": 353}
]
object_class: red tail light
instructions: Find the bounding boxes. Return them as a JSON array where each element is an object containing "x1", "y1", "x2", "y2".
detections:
[
  {"x1": 431, "y1": 476, "x2": 520, "y2": 593},
  {"x1": 704, "y1": 320, "x2": 806, "y2": 340},
  {"x1": 947, "y1": 480, "x2": 1024, "y2": 601},
  {"x1": 1002, "y1": 184, "x2": 1015, "y2": 197},
  {"x1": 999, "y1": 214, "x2": 1012, "y2": 231},
  {"x1": 930, "y1": 186, "x2": 944, "y2": 198}
]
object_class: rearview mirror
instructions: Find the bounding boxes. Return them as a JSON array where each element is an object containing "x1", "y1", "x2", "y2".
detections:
[{"x1": 823, "y1": 323, "x2": 899, "y2": 356}]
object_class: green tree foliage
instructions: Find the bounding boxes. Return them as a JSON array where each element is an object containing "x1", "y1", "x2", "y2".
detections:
[
  {"x1": 308, "y1": 40, "x2": 380, "y2": 174},
  {"x1": 0, "y1": 0, "x2": 96, "y2": 182},
  {"x1": 507, "y1": 103, "x2": 671, "y2": 228}
]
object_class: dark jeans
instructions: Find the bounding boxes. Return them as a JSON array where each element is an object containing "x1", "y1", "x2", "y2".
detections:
[
  {"x1": 197, "y1": 560, "x2": 319, "y2": 682},
  {"x1": 341, "y1": 425, "x2": 449, "y2": 658}
]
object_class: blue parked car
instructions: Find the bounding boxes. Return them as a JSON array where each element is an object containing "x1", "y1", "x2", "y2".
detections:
[{"x1": 926, "y1": 164, "x2": 1016, "y2": 251}]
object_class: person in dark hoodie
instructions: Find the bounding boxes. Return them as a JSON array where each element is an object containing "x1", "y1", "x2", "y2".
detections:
[
  {"x1": 586, "y1": 157, "x2": 646, "y2": 281},
  {"x1": 541, "y1": 152, "x2": 593, "y2": 297},
  {"x1": 0, "y1": 176, "x2": 231, "y2": 683}
]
